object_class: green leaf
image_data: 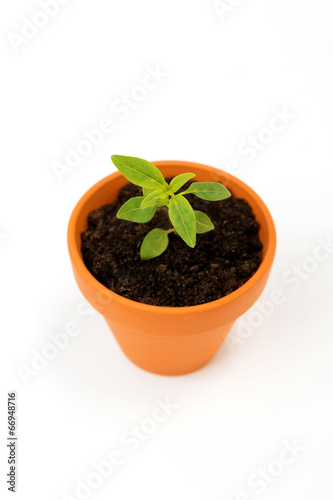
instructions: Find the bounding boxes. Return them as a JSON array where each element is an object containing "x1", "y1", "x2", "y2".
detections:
[
  {"x1": 183, "y1": 182, "x2": 231, "y2": 201},
  {"x1": 142, "y1": 187, "x2": 154, "y2": 196},
  {"x1": 140, "y1": 188, "x2": 169, "y2": 209},
  {"x1": 169, "y1": 194, "x2": 196, "y2": 248},
  {"x1": 117, "y1": 196, "x2": 157, "y2": 223},
  {"x1": 169, "y1": 173, "x2": 196, "y2": 193},
  {"x1": 140, "y1": 229, "x2": 169, "y2": 260},
  {"x1": 194, "y1": 211, "x2": 214, "y2": 234},
  {"x1": 111, "y1": 155, "x2": 166, "y2": 190}
]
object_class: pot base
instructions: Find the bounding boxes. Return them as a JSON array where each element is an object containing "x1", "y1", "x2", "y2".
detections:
[{"x1": 106, "y1": 319, "x2": 234, "y2": 375}]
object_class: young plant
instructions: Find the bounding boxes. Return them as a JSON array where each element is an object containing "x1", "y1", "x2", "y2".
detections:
[{"x1": 111, "y1": 155, "x2": 231, "y2": 260}]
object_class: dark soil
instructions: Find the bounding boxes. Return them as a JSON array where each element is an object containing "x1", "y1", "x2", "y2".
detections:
[{"x1": 81, "y1": 181, "x2": 263, "y2": 307}]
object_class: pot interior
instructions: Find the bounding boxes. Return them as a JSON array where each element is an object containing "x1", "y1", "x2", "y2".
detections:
[{"x1": 72, "y1": 162, "x2": 273, "y2": 263}]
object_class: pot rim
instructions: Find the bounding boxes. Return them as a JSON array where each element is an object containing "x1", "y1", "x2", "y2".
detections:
[{"x1": 68, "y1": 160, "x2": 276, "y2": 315}]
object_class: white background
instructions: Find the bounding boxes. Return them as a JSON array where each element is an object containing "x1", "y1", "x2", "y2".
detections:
[{"x1": 1, "y1": 1, "x2": 333, "y2": 499}]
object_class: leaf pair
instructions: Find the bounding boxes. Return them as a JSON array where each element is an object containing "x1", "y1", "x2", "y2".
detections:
[{"x1": 141, "y1": 188, "x2": 169, "y2": 209}]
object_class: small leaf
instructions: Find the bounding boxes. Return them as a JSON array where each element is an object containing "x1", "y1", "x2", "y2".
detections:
[
  {"x1": 142, "y1": 187, "x2": 154, "y2": 196},
  {"x1": 111, "y1": 155, "x2": 166, "y2": 190},
  {"x1": 140, "y1": 188, "x2": 169, "y2": 209},
  {"x1": 117, "y1": 196, "x2": 156, "y2": 223},
  {"x1": 140, "y1": 229, "x2": 169, "y2": 260},
  {"x1": 194, "y1": 211, "x2": 214, "y2": 234},
  {"x1": 169, "y1": 194, "x2": 196, "y2": 248},
  {"x1": 184, "y1": 182, "x2": 231, "y2": 201},
  {"x1": 169, "y1": 173, "x2": 196, "y2": 193}
]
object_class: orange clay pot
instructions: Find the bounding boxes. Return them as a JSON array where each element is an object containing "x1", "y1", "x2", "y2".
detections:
[{"x1": 68, "y1": 161, "x2": 276, "y2": 375}]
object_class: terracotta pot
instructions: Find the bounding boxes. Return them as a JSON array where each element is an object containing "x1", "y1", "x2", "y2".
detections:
[{"x1": 67, "y1": 161, "x2": 276, "y2": 375}]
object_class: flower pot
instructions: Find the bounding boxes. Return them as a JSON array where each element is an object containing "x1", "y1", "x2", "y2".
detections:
[{"x1": 67, "y1": 161, "x2": 276, "y2": 375}]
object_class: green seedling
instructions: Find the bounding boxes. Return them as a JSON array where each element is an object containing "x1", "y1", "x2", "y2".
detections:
[{"x1": 111, "y1": 155, "x2": 231, "y2": 260}]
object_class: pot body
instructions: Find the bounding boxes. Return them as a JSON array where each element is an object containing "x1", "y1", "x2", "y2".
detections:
[{"x1": 68, "y1": 161, "x2": 276, "y2": 375}]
